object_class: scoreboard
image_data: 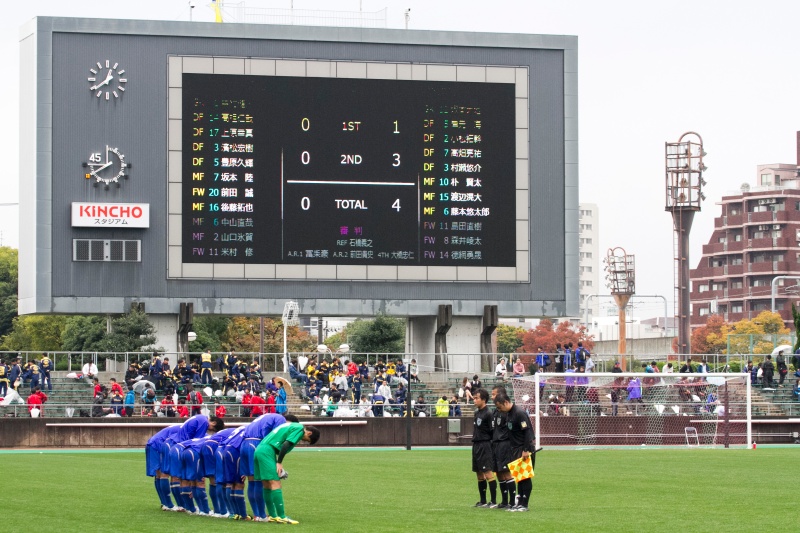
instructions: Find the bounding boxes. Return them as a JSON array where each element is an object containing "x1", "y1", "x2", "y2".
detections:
[{"x1": 183, "y1": 74, "x2": 517, "y2": 267}]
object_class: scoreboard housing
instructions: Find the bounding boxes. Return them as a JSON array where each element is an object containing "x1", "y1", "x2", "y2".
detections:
[{"x1": 19, "y1": 17, "x2": 578, "y2": 320}]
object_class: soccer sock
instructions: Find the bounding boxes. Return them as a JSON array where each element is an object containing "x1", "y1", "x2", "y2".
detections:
[
  {"x1": 224, "y1": 486, "x2": 234, "y2": 514},
  {"x1": 500, "y1": 480, "x2": 508, "y2": 505},
  {"x1": 272, "y1": 488, "x2": 286, "y2": 518},
  {"x1": 182, "y1": 487, "x2": 196, "y2": 513},
  {"x1": 157, "y1": 478, "x2": 173, "y2": 508},
  {"x1": 253, "y1": 482, "x2": 267, "y2": 518},
  {"x1": 208, "y1": 483, "x2": 219, "y2": 514},
  {"x1": 517, "y1": 478, "x2": 532, "y2": 508},
  {"x1": 232, "y1": 488, "x2": 247, "y2": 517},
  {"x1": 478, "y1": 480, "x2": 487, "y2": 504},
  {"x1": 505, "y1": 480, "x2": 517, "y2": 507},
  {"x1": 194, "y1": 486, "x2": 210, "y2": 514},
  {"x1": 263, "y1": 488, "x2": 277, "y2": 518},
  {"x1": 246, "y1": 481, "x2": 257, "y2": 517},
  {"x1": 170, "y1": 481, "x2": 183, "y2": 508},
  {"x1": 488, "y1": 479, "x2": 497, "y2": 504}
]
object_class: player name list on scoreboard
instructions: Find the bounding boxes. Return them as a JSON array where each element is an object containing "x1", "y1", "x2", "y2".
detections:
[{"x1": 182, "y1": 74, "x2": 517, "y2": 266}]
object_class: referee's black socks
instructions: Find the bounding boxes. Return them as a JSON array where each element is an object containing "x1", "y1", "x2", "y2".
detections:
[
  {"x1": 478, "y1": 480, "x2": 487, "y2": 504},
  {"x1": 505, "y1": 480, "x2": 516, "y2": 508},
  {"x1": 517, "y1": 478, "x2": 532, "y2": 508},
  {"x1": 488, "y1": 479, "x2": 497, "y2": 505}
]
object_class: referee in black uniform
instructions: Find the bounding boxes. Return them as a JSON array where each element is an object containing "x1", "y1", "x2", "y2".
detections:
[
  {"x1": 494, "y1": 391, "x2": 535, "y2": 512},
  {"x1": 491, "y1": 385, "x2": 515, "y2": 509},
  {"x1": 471, "y1": 389, "x2": 497, "y2": 508}
]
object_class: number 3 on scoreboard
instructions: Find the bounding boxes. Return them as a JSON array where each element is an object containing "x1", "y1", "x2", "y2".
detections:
[
  {"x1": 392, "y1": 199, "x2": 401, "y2": 212},
  {"x1": 392, "y1": 153, "x2": 400, "y2": 167}
]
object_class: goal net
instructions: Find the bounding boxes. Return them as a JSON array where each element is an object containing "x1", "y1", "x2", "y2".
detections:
[{"x1": 512, "y1": 372, "x2": 752, "y2": 448}]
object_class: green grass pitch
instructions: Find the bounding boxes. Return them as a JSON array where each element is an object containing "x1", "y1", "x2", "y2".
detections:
[{"x1": 2, "y1": 446, "x2": 796, "y2": 532}]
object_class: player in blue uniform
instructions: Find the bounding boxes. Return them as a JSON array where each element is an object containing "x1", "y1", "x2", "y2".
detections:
[
  {"x1": 175, "y1": 430, "x2": 233, "y2": 516},
  {"x1": 146, "y1": 415, "x2": 223, "y2": 511},
  {"x1": 215, "y1": 424, "x2": 248, "y2": 519},
  {"x1": 200, "y1": 427, "x2": 237, "y2": 517},
  {"x1": 238, "y1": 413, "x2": 292, "y2": 520}
]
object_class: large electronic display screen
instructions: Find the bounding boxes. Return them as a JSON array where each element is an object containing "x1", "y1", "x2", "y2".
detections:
[{"x1": 182, "y1": 74, "x2": 517, "y2": 267}]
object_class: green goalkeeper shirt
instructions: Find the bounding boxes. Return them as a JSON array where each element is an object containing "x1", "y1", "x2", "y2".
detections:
[{"x1": 257, "y1": 421, "x2": 305, "y2": 456}]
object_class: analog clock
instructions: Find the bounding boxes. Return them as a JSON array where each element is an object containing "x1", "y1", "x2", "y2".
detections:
[
  {"x1": 84, "y1": 146, "x2": 131, "y2": 189},
  {"x1": 87, "y1": 60, "x2": 127, "y2": 100}
]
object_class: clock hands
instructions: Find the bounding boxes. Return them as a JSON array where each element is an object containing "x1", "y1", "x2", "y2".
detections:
[
  {"x1": 90, "y1": 161, "x2": 113, "y2": 173},
  {"x1": 90, "y1": 69, "x2": 114, "y2": 91}
]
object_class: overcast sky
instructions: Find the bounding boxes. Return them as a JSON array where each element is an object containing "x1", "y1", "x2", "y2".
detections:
[{"x1": 2, "y1": 0, "x2": 800, "y2": 319}]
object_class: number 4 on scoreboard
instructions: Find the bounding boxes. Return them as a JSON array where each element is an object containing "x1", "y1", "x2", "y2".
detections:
[{"x1": 392, "y1": 199, "x2": 401, "y2": 212}]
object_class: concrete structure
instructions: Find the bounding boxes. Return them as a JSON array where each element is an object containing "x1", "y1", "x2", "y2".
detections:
[
  {"x1": 690, "y1": 158, "x2": 800, "y2": 329},
  {"x1": 578, "y1": 203, "x2": 600, "y2": 324},
  {"x1": 18, "y1": 17, "x2": 578, "y2": 368}
]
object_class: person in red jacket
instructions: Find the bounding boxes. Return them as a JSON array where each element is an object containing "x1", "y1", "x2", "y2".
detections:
[
  {"x1": 241, "y1": 388, "x2": 253, "y2": 417},
  {"x1": 93, "y1": 377, "x2": 103, "y2": 398},
  {"x1": 176, "y1": 397, "x2": 190, "y2": 418},
  {"x1": 250, "y1": 392, "x2": 267, "y2": 417},
  {"x1": 109, "y1": 378, "x2": 124, "y2": 397},
  {"x1": 215, "y1": 402, "x2": 227, "y2": 418},
  {"x1": 27, "y1": 386, "x2": 48, "y2": 417}
]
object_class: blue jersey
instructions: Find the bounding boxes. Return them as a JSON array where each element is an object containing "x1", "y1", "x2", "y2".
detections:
[
  {"x1": 165, "y1": 414, "x2": 209, "y2": 445},
  {"x1": 243, "y1": 413, "x2": 287, "y2": 440},
  {"x1": 146, "y1": 424, "x2": 182, "y2": 448}
]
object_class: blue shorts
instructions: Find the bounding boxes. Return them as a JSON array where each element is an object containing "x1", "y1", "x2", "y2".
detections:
[
  {"x1": 216, "y1": 444, "x2": 240, "y2": 484},
  {"x1": 201, "y1": 441, "x2": 219, "y2": 478},
  {"x1": 238, "y1": 438, "x2": 260, "y2": 478},
  {"x1": 160, "y1": 442, "x2": 172, "y2": 474},
  {"x1": 181, "y1": 447, "x2": 203, "y2": 481},
  {"x1": 168, "y1": 443, "x2": 185, "y2": 479},
  {"x1": 145, "y1": 443, "x2": 161, "y2": 477}
]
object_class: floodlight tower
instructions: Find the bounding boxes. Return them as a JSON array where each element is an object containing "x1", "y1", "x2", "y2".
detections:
[
  {"x1": 282, "y1": 301, "x2": 300, "y2": 372},
  {"x1": 665, "y1": 132, "x2": 706, "y2": 357},
  {"x1": 604, "y1": 247, "x2": 635, "y2": 369}
]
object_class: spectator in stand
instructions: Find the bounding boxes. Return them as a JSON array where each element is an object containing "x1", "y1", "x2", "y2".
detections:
[
  {"x1": 679, "y1": 360, "x2": 694, "y2": 373},
  {"x1": 289, "y1": 360, "x2": 308, "y2": 386},
  {"x1": 776, "y1": 351, "x2": 789, "y2": 386},
  {"x1": 276, "y1": 381, "x2": 288, "y2": 415},
  {"x1": 345, "y1": 359, "x2": 358, "y2": 376},
  {"x1": 436, "y1": 395, "x2": 449, "y2": 417},
  {"x1": 241, "y1": 388, "x2": 253, "y2": 417},
  {"x1": 627, "y1": 377, "x2": 643, "y2": 404},
  {"x1": 201, "y1": 349, "x2": 214, "y2": 385},
  {"x1": 124, "y1": 364, "x2": 139, "y2": 390},
  {"x1": 176, "y1": 397, "x2": 190, "y2": 418},
  {"x1": 110, "y1": 388, "x2": 124, "y2": 415},
  {"x1": 374, "y1": 359, "x2": 387, "y2": 376},
  {"x1": 563, "y1": 344, "x2": 573, "y2": 373},
  {"x1": 470, "y1": 375, "x2": 482, "y2": 391},
  {"x1": 123, "y1": 386, "x2": 136, "y2": 417},
  {"x1": 142, "y1": 388, "x2": 157, "y2": 416},
  {"x1": 92, "y1": 388, "x2": 113, "y2": 417},
  {"x1": 250, "y1": 392, "x2": 267, "y2": 417},
  {"x1": 92, "y1": 377, "x2": 103, "y2": 398},
  {"x1": 512, "y1": 358, "x2": 525, "y2": 378},
  {"x1": 377, "y1": 380, "x2": 392, "y2": 407},
  {"x1": 350, "y1": 372, "x2": 362, "y2": 404},
  {"x1": 495, "y1": 358, "x2": 508, "y2": 381},
  {"x1": 109, "y1": 378, "x2": 124, "y2": 397},
  {"x1": 0, "y1": 359, "x2": 8, "y2": 397},
  {"x1": 585, "y1": 353, "x2": 596, "y2": 373},
  {"x1": 564, "y1": 364, "x2": 576, "y2": 403},
  {"x1": 39, "y1": 355, "x2": 53, "y2": 391},
  {"x1": 27, "y1": 386, "x2": 48, "y2": 417},
  {"x1": 215, "y1": 399, "x2": 227, "y2": 418},
  {"x1": 150, "y1": 353, "x2": 164, "y2": 390},
  {"x1": 793, "y1": 379, "x2": 800, "y2": 400},
  {"x1": 266, "y1": 390, "x2": 277, "y2": 414},
  {"x1": 449, "y1": 395, "x2": 462, "y2": 417},
  {"x1": 395, "y1": 382, "x2": 407, "y2": 407},
  {"x1": 663, "y1": 363, "x2": 674, "y2": 374},
  {"x1": 187, "y1": 384, "x2": 204, "y2": 416},
  {"x1": 25, "y1": 361, "x2": 41, "y2": 392},
  {"x1": 460, "y1": 377, "x2": 474, "y2": 403},
  {"x1": 762, "y1": 355, "x2": 775, "y2": 388},
  {"x1": 160, "y1": 394, "x2": 176, "y2": 418},
  {"x1": 409, "y1": 395, "x2": 424, "y2": 417},
  {"x1": 358, "y1": 360, "x2": 369, "y2": 380},
  {"x1": 396, "y1": 359, "x2": 407, "y2": 379},
  {"x1": 386, "y1": 360, "x2": 397, "y2": 377},
  {"x1": 536, "y1": 347, "x2": 551, "y2": 372},
  {"x1": 82, "y1": 360, "x2": 98, "y2": 381},
  {"x1": 409, "y1": 359, "x2": 420, "y2": 383},
  {"x1": 697, "y1": 359, "x2": 709, "y2": 374}
]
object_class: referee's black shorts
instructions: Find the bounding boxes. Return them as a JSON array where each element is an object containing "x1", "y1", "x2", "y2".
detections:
[
  {"x1": 493, "y1": 440, "x2": 514, "y2": 472},
  {"x1": 472, "y1": 440, "x2": 494, "y2": 473}
]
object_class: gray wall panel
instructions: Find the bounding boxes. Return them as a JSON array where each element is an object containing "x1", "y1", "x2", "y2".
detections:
[{"x1": 23, "y1": 17, "x2": 577, "y2": 318}]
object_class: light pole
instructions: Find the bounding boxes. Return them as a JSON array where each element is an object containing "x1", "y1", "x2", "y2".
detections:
[
  {"x1": 282, "y1": 301, "x2": 299, "y2": 372},
  {"x1": 665, "y1": 132, "x2": 707, "y2": 356},
  {"x1": 603, "y1": 247, "x2": 635, "y2": 369}
]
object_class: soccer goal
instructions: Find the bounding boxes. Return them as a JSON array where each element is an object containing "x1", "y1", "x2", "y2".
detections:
[{"x1": 512, "y1": 372, "x2": 752, "y2": 448}]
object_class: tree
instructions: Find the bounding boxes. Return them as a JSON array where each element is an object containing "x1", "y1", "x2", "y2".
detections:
[
  {"x1": 220, "y1": 316, "x2": 315, "y2": 354},
  {"x1": 94, "y1": 309, "x2": 157, "y2": 352},
  {"x1": 188, "y1": 315, "x2": 232, "y2": 352},
  {"x1": 0, "y1": 246, "x2": 18, "y2": 337},
  {"x1": 61, "y1": 315, "x2": 107, "y2": 352},
  {"x1": 793, "y1": 303, "x2": 800, "y2": 353},
  {"x1": 0, "y1": 314, "x2": 67, "y2": 351},
  {"x1": 340, "y1": 315, "x2": 405, "y2": 354},
  {"x1": 495, "y1": 323, "x2": 524, "y2": 354},
  {"x1": 690, "y1": 314, "x2": 729, "y2": 355},
  {"x1": 726, "y1": 311, "x2": 790, "y2": 355},
  {"x1": 519, "y1": 319, "x2": 594, "y2": 358}
]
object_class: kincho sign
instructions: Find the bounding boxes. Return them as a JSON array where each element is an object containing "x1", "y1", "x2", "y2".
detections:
[{"x1": 71, "y1": 202, "x2": 150, "y2": 228}]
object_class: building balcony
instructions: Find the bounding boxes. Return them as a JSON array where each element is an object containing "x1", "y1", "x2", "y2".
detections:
[
  {"x1": 747, "y1": 211, "x2": 776, "y2": 224},
  {"x1": 702, "y1": 242, "x2": 726, "y2": 255},
  {"x1": 727, "y1": 286, "x2": 746, "y2": 298},
  {"x1": 747, "y1": 237, "x2": 775, "y2": 249},
  {"x1": 747, "y1": 261, "x2": 791, "y2": 273},
  {"x1": 726, "y1": 264, "x2": 744, "y2": 275},
  {"x1": 689, "y1": 266, "x2": 726, "y2": 279}
]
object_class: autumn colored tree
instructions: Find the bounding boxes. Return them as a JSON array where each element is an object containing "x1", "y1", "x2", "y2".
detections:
[
  {"x1": 725, "y1": 311, "x2": 790, "y2": 355},
  {"x1": 690, "y1": 314, "x2": 729, "y2": 355},
  {"x1": 519, "y1": 319, "x2": 594, "y2": 361},
  {"x1": 221, "y1": 316, "x2": 316, "y2": 354}
]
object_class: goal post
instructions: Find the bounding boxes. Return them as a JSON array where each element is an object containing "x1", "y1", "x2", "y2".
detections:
[{"x1": 511, "y1": 372, "x2": 752, "y2": 448}]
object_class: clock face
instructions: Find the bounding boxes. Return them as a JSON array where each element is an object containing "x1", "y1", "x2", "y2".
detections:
[
  {"x1": 87, "y1": 60, "x2": 127, "y2": 100},
  {"x1": 85, "y1": 146, "x2": 130, "y2": 189}
]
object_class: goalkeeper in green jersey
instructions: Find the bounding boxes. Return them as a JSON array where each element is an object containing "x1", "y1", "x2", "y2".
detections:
[{"x1": 254, "y1": 422, "x2": 320, "y2": 525}]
